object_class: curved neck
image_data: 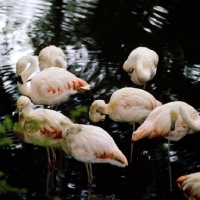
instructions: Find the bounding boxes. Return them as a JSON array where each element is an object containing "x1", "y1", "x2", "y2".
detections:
[
  {"x1": 21, "y1": 56, "x2": 37, "y2": 82},
  {"x1": 134, "y1": 59, "x2": 150, "y2": 83},
  {"x1": 179, "y1": 106, "x2": 200, "y2": 132},
  {"x1": 17, "y1": 56, "x2": 37, "y2": 96},
  {"x1": 55, "y1": 56, "x2": 67, "y2": 69},
  {"x1": 97, "y1": 104, "x2": 109, "y2": 115},
  {"x1": 19, "y1": 102, "x2": 32, "y2": 125}
]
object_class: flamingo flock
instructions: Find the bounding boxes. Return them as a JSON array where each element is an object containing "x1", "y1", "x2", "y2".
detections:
[{"x1": 11, "y1": 45, "x2": 200, "y2": 199}]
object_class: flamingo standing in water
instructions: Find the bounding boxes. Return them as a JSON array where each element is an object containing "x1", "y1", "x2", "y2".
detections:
[
  {"x1": 123, "y1": 47, "x2": 159, "y2": 90},
  {"x1": 15, "y1": 55, "x2": 92, "y2": 107},
  {"x1": 38, "y1": 45, "x2": 67, "y2": 71},
  {"x1": 89, "y1": 87, "x2": 162, "y2": 162},
  {"x1": 13, "y1": 95, "x2": 74, "y2": 197},
  {"x1": 61, "y1": 123, "x2": 128, "y2": 187},
  {"x1": 131, "y1": 101, "x2": 200, "y2": 191},
  {"x1": 176, "y1": 172, "x2": 200, "y2": 200}
]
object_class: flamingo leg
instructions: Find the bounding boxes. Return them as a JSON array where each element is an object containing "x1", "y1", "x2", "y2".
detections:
[
  {"x1": 89, "y1": 163, "x2": 93, "y2": 183},
  {"x1": 130, "y1": 122, "x2": 135, "y2": 162},
  {"x1": 168, "y1": 140, "x2": 172, "y2": 191},
  {"x1": 85, "y1": 163, "x2": 93, "y2": 188},
  {"x1": 45, "y1": 147, "x2": 51, "y2": 197},
  {"x1": 50, "y1": 147, "x2": 56, "y2": 189}
]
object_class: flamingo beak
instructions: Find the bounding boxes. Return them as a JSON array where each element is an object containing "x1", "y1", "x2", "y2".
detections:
[
  {"x1": 16, "y1": 75, "x2": 23, "y2": 84},
  {"x1": 12, "y1": 111, "x2": 19, "y2": 123},
  {"x1": 171, "y1": 121, "x2": 175, "y2": 131}
]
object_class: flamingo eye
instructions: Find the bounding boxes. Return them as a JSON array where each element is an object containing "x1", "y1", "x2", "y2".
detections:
[{"x1": 129, "y1": 68, "x2": 134, "y2": 74}]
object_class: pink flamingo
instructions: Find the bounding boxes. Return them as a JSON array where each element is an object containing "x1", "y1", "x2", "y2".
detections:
[
  {"x1": 132, "y1": 101, "x2": 200, "y2": 191},
  {"x1": 13, "y1": 95, "x2": 74, "y2": 197},
  {"x1": 176, "y1": 172, "x2": 200, "y2": 200},
  {"x1": 89, "y1": 87, "x2": 162, "y2": 162},
  {"x1": 38, "y1": 45, "x2": 67, "y2": 71},
  {"x1": 62, "y1": 123, "x2": 128, "y2": 187},
  {"x1": 123, "y1": 47, "x2": 158, "y2": 89},
  {"x1": 16, "y1": 55, "x2": 92, "y2": 107}
]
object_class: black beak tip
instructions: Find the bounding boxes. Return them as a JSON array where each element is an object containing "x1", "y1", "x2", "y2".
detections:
[
  {"x1": 12, "y1": 112, "x2": 19, "y2": 123},
  {"x1": 16, "y1": 75, "x2": 23, "y2": 84}
]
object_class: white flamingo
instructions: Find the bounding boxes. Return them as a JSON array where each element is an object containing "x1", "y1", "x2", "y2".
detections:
[
  {"x1": 38, "y1": 45, "x2": 67, "y2": 71},
  {"x1": 89, "y1": 87, "x2": 162, "y2": 162},
  {"x1": 61, "y1": 123, "x2": 128, "y2": 187},
  {"x1": 132, "y1": 101, "x2": 200, "y2": 191},
  {"x1": 16, "y1": 55, "x2": 92, "y2": 107},
  {"x1": 123, "y1": 47, "x2": 158, "y2": 89},
  {"x1": 176, "y1": 172, "x2": 200, "y2": 200},
  {"x1": 13, "y1": 95, "x2": 74, "y2": 197}
]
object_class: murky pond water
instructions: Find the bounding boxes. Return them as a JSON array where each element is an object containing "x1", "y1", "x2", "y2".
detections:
[{"x1": 1, "y1": 0, "x2": 200, "y2": 199}]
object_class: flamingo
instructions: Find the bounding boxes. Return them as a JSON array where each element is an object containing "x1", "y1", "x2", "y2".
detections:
[
  {"x1": 13, "y1": 95, "x2": 74, "y2": 197},
  {"x1": 89, "y1": 87, "x2": 162, "y2": 162},
  {"x1": 15, "y1": 55, "x2": 92, "y2": 107},
  {"x1": 61, "y1": 123, "x2": 128, "y2": 187},
  {"x1": 131, "y1": 101, "x2": 200, "y2": 191},
  {"x1": 176, "y1": 172, "x2": 200, "y2": 200},
  {"x1": 123, "y1": 47, "x2": 158, "y2": 90},
  {"x1": 38, "y1": 45, "x2": 67, "y2": 71}
]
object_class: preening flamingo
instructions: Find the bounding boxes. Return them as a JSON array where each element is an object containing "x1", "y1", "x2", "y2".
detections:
[
  {"x1": 61, "y1": 123, "x2": 128, "y2": 187},
  {"x1": 131, "y1": 101, "x2": 200, "y2": 191},
  {"x1": 89, "y1": 87, "x2": 162, "y2": 161},
  {"x1": 16, "y1": 55, "x2": 92, "y2": 107},
  {"x1": 176, "y1": 172, "x2": 200, "y2": 200},
  {"x1": 38, "y1": 45, "x2": 67, "y2": 71},
  {"x1": 123, "y1": 47, "x2": 158, "y2": 89},
  {"x1": 13, "y1": 95, "x2": 74, "y2": 196}
]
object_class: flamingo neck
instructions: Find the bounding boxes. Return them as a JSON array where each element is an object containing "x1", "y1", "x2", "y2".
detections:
[
  {"x1": 21, "y1": 56, "x2": 37, "y2": 82},
  {"x1": 179, "y1": 105, "x2": 200, "y2": 132},
  {"x1": 134, "y1": 59, "x2": 150, "y2": 83},
  {"x1": 98, "y1": 104, "x2": 109, "y2": 115},
  {"x1": 55, "y1": 56, "x2": 67, "y2": 69},
  {"x1": 19, "y1": 102, "x2": 32, "y2": 124},
  {"x1": 18, "y1": 56, "x2": 37, "y2": 97}
]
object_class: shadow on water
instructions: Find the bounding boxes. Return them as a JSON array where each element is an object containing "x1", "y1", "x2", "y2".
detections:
[{"x1": 1, "y1": 0, "x2": 200, "y2": 199}]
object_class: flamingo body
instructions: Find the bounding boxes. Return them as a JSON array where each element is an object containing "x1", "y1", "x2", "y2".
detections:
[
  {"x1": 38, "y1": 45, "x2": 67, "y2": 70},
  {"x1": 123, "y1": 47, "x2": 158, "y2": 86},
  {"x1": 132, "y1": 101, "x2": 199, "y2": 142},
  {"x1": 62, "y1": 124, "x2": 128, "y2": 167},
  {"x1": 13, "y1": 96, "x2": 74, "y2": 147},
  {"x1": 89, "y1": 87, "x2": 162, "y2": 123},
  {"x1": 16, "y1": 55, "x2": 91, "y2": 106},
  {"x1": 176, "y1": 172, "x2": 200, "y2": 200}
]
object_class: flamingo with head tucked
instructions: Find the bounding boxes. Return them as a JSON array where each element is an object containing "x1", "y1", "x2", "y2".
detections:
[
  {"x1": 62, "y1": 123, "x2": 128, "y2": 187},
  {"x1": 176, "y1": 172, "x2": 200, "y2": 200},
  {"x1": 123, "y1": 47, "x2": 158, "y2": 90},
  {"x1": 131, "y1": 101, "x2": 200, "y2": 191},
  {"x1": 89, "y1": 87, "x2": 162, "y2": 162},
  {"x1": 16, "y1": 55, "x2": 92, "y2": 107},
  {"x1": 13, "y1": 95, "x2": 74, "y2": 197},
  {"x1": 38, "y1": 45, "x2": 67, "y2": 71}
]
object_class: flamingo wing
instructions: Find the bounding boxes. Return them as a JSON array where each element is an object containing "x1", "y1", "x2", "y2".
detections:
[
  {"x1": 23, "y1": 109, "x2": 73, "y2": 146},
  {"x1": 31, "y1": 67, "x2": 90, "y2": 105},
  {"x1": 62, "y1": 124, "x2": 128, "y2": 167},
  {"x1": 132, "y1": 101, "x2": 196, "y2": 142}
]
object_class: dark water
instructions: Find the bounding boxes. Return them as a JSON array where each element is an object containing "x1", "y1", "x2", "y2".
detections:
[{"x1": 1, "y1": 0, "x2": 200, "y2": 199}]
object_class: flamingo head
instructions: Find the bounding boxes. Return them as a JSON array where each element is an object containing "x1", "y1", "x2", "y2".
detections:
[
  {"x1": 170, "y1": 108, "x2": 179, "y2": 131},
  {"x1": 62, "y1": 124, "x2": 81, "y2": 138},
  {"x1": 89, "y1": 100, "x2": 106, "y2": 122},
  {"x1": 15, "y1": 96, "x2": 31, "y2": 113}
]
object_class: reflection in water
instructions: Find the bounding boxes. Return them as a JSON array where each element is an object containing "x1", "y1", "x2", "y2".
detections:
[{"x1": 1, "y1": 0, "x2": 200, "y2": 199}]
